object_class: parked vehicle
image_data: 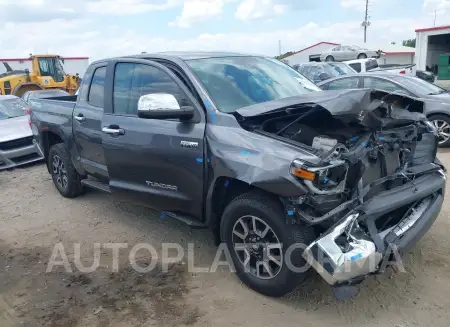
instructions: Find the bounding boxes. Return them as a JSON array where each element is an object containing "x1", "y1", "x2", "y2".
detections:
[
  {"x1": 320, "y1": 45, "x2": 381, "y2": 62},
  {"x1": 0, "y1": 54, "x2": 80, "y2": 97},
  {"x1": 22, "y1": 89, "x2": 70, "y2": 103},
  {"x1": 416, "y1": 70, "x2": 435, "y2": 83},
  {"x1": 30, "y1": 52, "x2": 445, "y2": 299},
  {"x1": 318, "y1": 73, "x2": 450, "y2": 146},
  {"x1": 0, "y1": 95, "x2": 44, "y2": 170},
  {"x1": 294, "y1": 62, "x2": 356, "y2": 84},
  {"x1": 344, "y1": 58, "x2": 416, "y2": 75}
]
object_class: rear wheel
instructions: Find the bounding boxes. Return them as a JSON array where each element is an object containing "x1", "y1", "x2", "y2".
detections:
[
  {"x1": 48, "y1": 143, "x2": 83, "y2": 197},
  {"x1": 358, "y1": 53, "x2": 368, "y2": 59},
  {"x1": 429, "y1": 114, "x2": 450, "y2": 147},
  {"x1": 220, "y1": 191, "x2": 316, "y2": 297},
  {"x1": 325, "y1": 55, "x2": 335, "y2": 62}
]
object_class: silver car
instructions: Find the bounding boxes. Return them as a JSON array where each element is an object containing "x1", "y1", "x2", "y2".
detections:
[
  {"x1": 320, "y1": 45, "x2": 381, "y2": 62},
  {"x1": 0, "y1": 95, "x2": 44, "y2": 170}
]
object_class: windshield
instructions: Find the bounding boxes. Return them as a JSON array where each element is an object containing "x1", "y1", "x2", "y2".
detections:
[
  {"x1": 392, "y1": 76, "x2": 447, "y2": 96},
  {"x1": 0, "y1": 98, "x2": 27, "y2": 120},
  {"x1": 186, "y1": 56, "x2": 320, "y2": 113}
]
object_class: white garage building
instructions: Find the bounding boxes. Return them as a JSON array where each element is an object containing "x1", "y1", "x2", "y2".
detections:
[
  {"x1": 0, "y1": 56, "x2": 89, "y2": 76},
  {"x1": 282, "y1": 42, "x2": 415, "y2": 67},
  {"x1": 415, "y1": 25, "x2": 450, "y2": 72}
]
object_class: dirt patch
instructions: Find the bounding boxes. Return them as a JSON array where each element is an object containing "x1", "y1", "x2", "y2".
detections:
[
  {"x1": 0, "y1": 241, "x2": 200, "y2": 327},
  {"x1": 2, "y1": 157, "x2": 450, "y2": 327}
]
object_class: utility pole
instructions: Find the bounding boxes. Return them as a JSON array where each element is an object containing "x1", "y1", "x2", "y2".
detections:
[
  {"x1": 434, "y1": 10, "x2": 437, "y2": 26},
  {"x1": 278, "y1": 40, "x2": 282, "y2": 56},
  {"x1": 361, "y1": 0, "x2": 371, "y2": 43}
]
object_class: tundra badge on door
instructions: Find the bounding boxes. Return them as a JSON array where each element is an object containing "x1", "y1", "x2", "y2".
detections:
[{"x1": 146, "y1": 181, "x2": 178, "y2": 191}]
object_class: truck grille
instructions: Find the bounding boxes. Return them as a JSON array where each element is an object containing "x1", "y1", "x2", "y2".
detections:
[{"x1": 0, "y1": 136, "x2": 34, "y2": 151}]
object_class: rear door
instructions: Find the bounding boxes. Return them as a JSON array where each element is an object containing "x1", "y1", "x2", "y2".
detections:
[
  {"x1": 340, "y1": 46, "x2": 353, "y2": 61},
  {"x1": 101, "y1": 58, "x2": 206, "y2": 219},
  {"x1": 73, "y1": 63, "x2": 108, "y2": 179}
]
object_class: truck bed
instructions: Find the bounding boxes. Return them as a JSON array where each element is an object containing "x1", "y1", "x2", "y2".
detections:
[{"x1": 29, "y1": 96, "x2": 76, "y2": 131}]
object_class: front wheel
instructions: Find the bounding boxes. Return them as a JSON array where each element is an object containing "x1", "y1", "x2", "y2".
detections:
[
  {"x1": 325, "y1": 55, "x2": 335, "y2": 62},
  {"x1": 429, "y1": 115, "x2": 450, "y2": 147},
  {"x1": 220, "y1": 191, "x2": 316, "y2": 297},
  {"x1": 358, "y1": 53, "x2": 368, "y2": 59},
  {"x1": 48, "y1": 143, "x2": 83, "y2": 198}
]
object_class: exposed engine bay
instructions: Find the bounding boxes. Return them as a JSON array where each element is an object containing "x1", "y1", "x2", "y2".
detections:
[
  {"x1": 236, "y1": 90, "x2": 446, "y2": 292},
  {"x1": 238, "y1": 90, "x2": 439, "y2": 227}
]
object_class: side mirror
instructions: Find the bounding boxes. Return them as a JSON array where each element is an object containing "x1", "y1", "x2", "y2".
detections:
[{"x1": 137, "y1": 93, "x2": 194, "y2": 121}]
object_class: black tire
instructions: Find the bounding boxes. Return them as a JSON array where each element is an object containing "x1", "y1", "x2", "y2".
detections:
[
  {"x1": 325, "y1": 55, "x2": 334, "y2": 62},
  {"x1": 220, "y1": 191, "x2": 316, "y2": 297},
  {"x1": 358, "y1": 53, "x2": 367, "y2": 59},
  {"x1": 428, "y1": 114, "x2": 450, "y2": 147},
  {"x1": 48, "y1": 143, "x2": 83, "y2": 198}
]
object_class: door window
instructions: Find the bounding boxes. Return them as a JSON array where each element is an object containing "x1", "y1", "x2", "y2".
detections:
[
  {"x1": 88, "y1": 66, "x2": 107, "y2": 108},
  {"x1": 326, "y1": 78, "x2": 360, "y2": 90},
  {"x1": 113, "y1": 63, "x2": 192, "y2": 115},
  {"x1": 363, "y1": 77, "x2": 409, "y2": 94},
  {"x1": 365, "y1": 60, "x2": 379, "y2": 71},
  {"x1": 348, "y1": 63, "x2": 361, "y2": 72}
]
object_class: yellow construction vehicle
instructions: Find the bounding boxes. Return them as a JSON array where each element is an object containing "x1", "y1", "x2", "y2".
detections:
[{"x1": 0, "y1": 54, "x2": 81, "y2": 97}]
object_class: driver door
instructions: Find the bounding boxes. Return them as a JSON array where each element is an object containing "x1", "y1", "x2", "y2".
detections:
[
  {"x1": 340, "y1": 46, "x2": 353, "y2": 61},
  {"x1": 101, "y1": 58, "x2": 206, "y2": 219}
]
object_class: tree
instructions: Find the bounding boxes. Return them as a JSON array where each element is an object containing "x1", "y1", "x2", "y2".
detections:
[
  {"x1": 402, "y1": 39, "x2": 416, "y2": 48},
  {"x1": 275, "y1": 51, "x2": 293, "y2": 60}
]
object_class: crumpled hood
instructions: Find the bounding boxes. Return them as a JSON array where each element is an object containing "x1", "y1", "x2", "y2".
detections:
[
  {"x1": 235, "y1": 89, "x2": 426, "y2": 127},
  {"x1": 0, "y1": 115, "x2": 32, "y2": 143}
]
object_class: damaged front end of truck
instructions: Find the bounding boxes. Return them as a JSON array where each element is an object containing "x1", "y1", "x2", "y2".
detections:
[{"x1": 235, "y1": 89, "x2": 446, "y2": 298}]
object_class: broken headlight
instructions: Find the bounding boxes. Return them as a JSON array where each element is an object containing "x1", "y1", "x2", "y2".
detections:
[{"x1": 290, "y1": 159, "x2": 349, "y2": 195}]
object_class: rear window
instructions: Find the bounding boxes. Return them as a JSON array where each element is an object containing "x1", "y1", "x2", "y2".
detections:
[
  {"x1": 365, "y1": 60, "x2": 379, "y2": 71},
  {"x1": 349, "y1": 63, "x2": 361, "y2": 72},
  {"x1": 0, "y1": 98, "x2": 27, "y2": 120},
  {"x1": 29, "y1": 90, "x2": 69, "y2": 99}
]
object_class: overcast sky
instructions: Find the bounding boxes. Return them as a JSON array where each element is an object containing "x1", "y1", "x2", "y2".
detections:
[{"x1": 0, "y1": 0, "x2": 448, "y2": 60}]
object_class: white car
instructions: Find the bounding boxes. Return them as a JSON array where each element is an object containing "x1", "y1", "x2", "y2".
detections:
[
  {"x1": 344, "y1": 58, "x2": 416, "y2": 76},
  {"x1": 0, "y1": 95, "x2": 44, "y2": 170},
  {"x1": 320, "y1": 45, "x2": 381, "y2": 62}
]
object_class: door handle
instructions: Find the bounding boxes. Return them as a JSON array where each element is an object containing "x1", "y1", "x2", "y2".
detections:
[
  {"x1": 102, "y1": 127, "x2": 125, "y2": 136},
  {"x1": 74, "y1": 114, "x2": 86, "y2": 122}
]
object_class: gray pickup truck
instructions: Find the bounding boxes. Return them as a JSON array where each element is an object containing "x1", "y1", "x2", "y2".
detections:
[{"x1": 30, "y1": 52, "x2": 446, "y2": 299}]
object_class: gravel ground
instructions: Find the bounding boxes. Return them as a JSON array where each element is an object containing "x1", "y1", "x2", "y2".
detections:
[{"x1": 1, "y1": 151, "x2": 450, "y2": 327}]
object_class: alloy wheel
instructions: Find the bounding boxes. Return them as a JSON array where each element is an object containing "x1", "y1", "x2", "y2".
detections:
[
  {"x1": 52, "y1": 154, "x2": 68, "y2": 189},
  {"x1": 232, "y1": 215, "x2": 282, "y2": 280},
  {"x1": 431, "y1": 119, "x2": 450, "y2": 145}
]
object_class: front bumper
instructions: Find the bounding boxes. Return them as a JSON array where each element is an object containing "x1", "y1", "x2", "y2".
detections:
[
  {"x1": 0, "y1": 141, "x2": 44, "y2": 171},
  {"x1": 303, "y1": 170, "x2": 445, "y2": 285}
]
